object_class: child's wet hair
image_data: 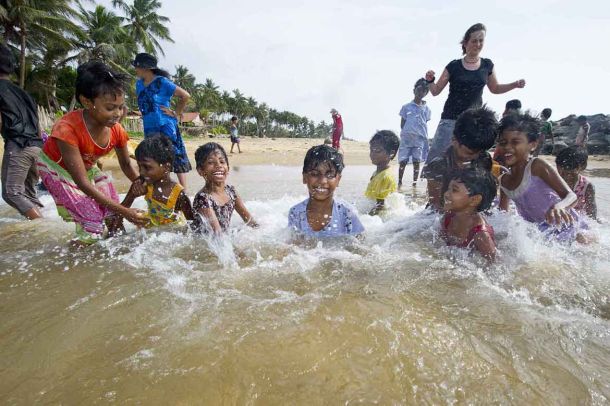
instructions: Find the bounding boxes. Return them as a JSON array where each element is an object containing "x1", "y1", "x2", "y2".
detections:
[
  {"x1": 195, "y1": 142, "x2": 229, "y2": 168},
  {"x1": 505, "y1": 99, "x2": 522, "y2": 111},
  {"x1": 577, "y1": 115, "x2": 588, "y2": 123},
  {"x1": 449, "y1": 168, "x2": 497, "y2": 212},
  {"x1": 302, "y1": 145, "x2": 344, "y2": 174},
  {"x1": 369, "y1": 130, "x2": 400, "y2": 160},
  {"x1": 498, "y1": 113, "x2": 541, "y2": 142},
  {"x1": 75, "y1": 61, "x2": 129, "y2": 102},
  {"x1": 231, "y1": 116, "x2": 238, "y2": 122},
  {"x1": 556, "y1": 146, "x2": 588, "y2": 170},
  {"x1": 541, "y1": 108, "x2": 552, "y2": 119},
  {"x1": 454, "y1": 106, "x2": 498, "y2": 151},
  {"x1": 0, "y1": 43, "x2": 15, "y2": 75},
  {"x1": 135, "y1": 135, "x2": 174, "y2": 166}
]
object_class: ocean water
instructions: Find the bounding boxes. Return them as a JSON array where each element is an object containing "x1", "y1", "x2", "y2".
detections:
[{"x1": 0, "y1": 165, "x2": 609, "y2": 404}]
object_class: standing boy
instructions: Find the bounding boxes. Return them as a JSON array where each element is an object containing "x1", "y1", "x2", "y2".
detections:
[
  {"x1": 534, "y1": 107, "x2": 553, "y2": 156},
  {"x1": 398, "y1": 78, "x2": 431, "y2": 188},
  {"x1": 575, "y1": 115, "x2": 590, "y2": 148},
  {"x1": 229, "y1": 116, "x2": 241, "y2": 153},
  {"x1": 0, "y1": 44, "x2": 43, "y2": 219}
]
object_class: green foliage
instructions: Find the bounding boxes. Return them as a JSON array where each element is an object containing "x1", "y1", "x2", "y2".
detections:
[{"x1": 211, "y1": 125, "x2": 226, "y2": 135}]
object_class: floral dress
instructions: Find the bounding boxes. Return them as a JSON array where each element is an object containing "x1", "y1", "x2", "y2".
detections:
[{"x1": 193, "y1": 185, "x2": 237, "y2": 232}]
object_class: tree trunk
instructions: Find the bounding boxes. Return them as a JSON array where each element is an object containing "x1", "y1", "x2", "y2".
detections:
[{"x1": 19, "y1": 25, "x2": 27, "y2": 88}]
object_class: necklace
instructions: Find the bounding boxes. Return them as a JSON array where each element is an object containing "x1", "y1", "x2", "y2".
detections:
[{"x1": 463, "y1": 56, "x2": 480, "y2": 64}]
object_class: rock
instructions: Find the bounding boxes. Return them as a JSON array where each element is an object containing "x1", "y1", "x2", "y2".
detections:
[
  {"x1": 552, "y1": 141, "x2": 569, "y2": 155},
  {"x1": 549, "y1": 113, "x2": 610, "y2": 153},
  {"x1": 587, "y1": 139, "x2": 609, "y2": 154}
]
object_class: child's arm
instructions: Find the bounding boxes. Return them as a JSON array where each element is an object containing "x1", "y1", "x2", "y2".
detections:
[
  {"x1": 473, "y1": 231, "x2": 496, "y2": 262},
  {"x1": 196, "y1": 206, "x2": 223, "y2": 234},
  {"x1": 400, "y1": 118, "x2": 405, "y2": 130},
  {"x1": 121, "y1": 178, "x2": 147, "y2": 208},
  {"x1": 369, "y1": 199, "x2": 385, "y2": 216},
  {"x1": 585, "y1": 183, "x2": 597, "y2": 220},
  {"x1": 499, "y1": 190, "x2": 510, "y2": 212},
  {"x1": 234, "y1": 195, "x2": 258, "y2": 228},
  {"x1": 532, "y1": 159, "x2": 576, "y2": 225},
  {"x1": 176, "y1": 191, "x2": 195, "y2": 221},
  {"x1": 426, "y1": 179, "x2": 443, "y2": 211}
]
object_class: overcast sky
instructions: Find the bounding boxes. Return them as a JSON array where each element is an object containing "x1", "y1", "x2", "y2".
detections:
[{"x1": 101, "y1": 0, "x2": 610, "y2": 140}]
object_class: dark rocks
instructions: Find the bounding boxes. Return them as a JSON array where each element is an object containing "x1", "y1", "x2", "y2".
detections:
[{"x1": 543, "y1": 114, "x2": 610, "y2": 155}]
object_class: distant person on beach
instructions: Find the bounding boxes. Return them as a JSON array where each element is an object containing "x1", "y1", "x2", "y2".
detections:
[
  {"x1": 121, "y1": 135, "x2": 194, "y2": 228},
  {"x1": 424, "y1": 23, "x2": 526, "y2": 164},
  {"x1": 422, "y1": 106, "x2": 500, "y2": 212},
  {"x1": 575, "y1": 115, "x2": 590, "y2": 147},
  {"x1": 398, "y1": 78, "x2": 431, "y2": 188},
  {"x1": 229, "y1": 116, "x2": 241, "y2": 153},
  {"x1": 288, "y1": 145, "x2": 364, "y2": 238},
  {"x1": 192, "y1": 142, "x2": 257, "y2": 234},
  {"x1": 497, "y1": 113, "x2": 589, "y2": 243},
  {"x1": 556, "y1": 146, "x2": 597, "y2": 220},
  {"x1": 330, "y1": 108, "x2": 343, "y2": 150},
  {"x1": 502, "y1": 99, "x2": 521, "y2": 117},
  {"x1": 534, "y1": 107, "x2": 553, "y2": 156},
  {"x1": 38, "y1": 61, "x2": 147, "y2": 244},
  {"x1": 0, "y1": 44, "x2": 43, "y2": 220},
  {"x1": 365, "y1": 130, "x2": 399, "y2": 215},
  {"x1": 441, "y1": 168, "x2": 497, "y2": 261},
  {"x1": 133, "y1": 53, "x2": 192, "y2": 189}
]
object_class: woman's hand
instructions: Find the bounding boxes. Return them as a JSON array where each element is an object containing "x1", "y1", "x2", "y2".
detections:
[
  {"x1": 425, "y1": 70, "x2": 435, "y2": 82},
  {"x1": 546, "y1": 207, "x2": 573, "y2": 226},
  {"x1": 160, "y1": 106, "x2": 181, "y2": 122},
  {"x1": 121, "y1": 207, "x2": 149, "y2": 227},
  {"x1": 514, "y1": 79, "x2": 526, "y2": 88}
]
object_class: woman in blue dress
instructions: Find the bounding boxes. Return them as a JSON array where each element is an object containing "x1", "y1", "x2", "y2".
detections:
[{"x1": 132, "y1": 53, "x2": 192, "y2": 188}]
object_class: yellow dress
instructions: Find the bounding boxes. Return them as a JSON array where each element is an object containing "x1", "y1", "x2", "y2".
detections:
[
  {"x1": 365, "y1": 168, "x2": 397, "y2": 200},
  {"x1": 145, "y1": 183, "x2": 187, "y2": 227}
]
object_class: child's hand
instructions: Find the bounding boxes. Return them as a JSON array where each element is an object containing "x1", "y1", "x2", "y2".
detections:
[
  {"x1": 129, "y1": 178, "x2": 147, "y2": 197},
  {"x1": 546, "y1": 207, "x2": 573, "y2": 226},
  {"x1": 425, "y1": 70, "x2": 435, "y2": 82}
]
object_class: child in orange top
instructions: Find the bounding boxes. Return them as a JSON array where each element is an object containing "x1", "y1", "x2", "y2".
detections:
[
  {"x1": 441, "y1": 168, "x2": 497, "y2": 261},
  {"x1": 38, "y1": 61, "x2": 147, "y2": 243},
  {"x1": 121, "y1": 135, "x2": 194, "y2": 227}
]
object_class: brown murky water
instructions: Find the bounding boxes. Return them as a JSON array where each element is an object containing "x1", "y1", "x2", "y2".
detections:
[{"x1": 0, "y1": 165, "x2": 609, "y2": 404}]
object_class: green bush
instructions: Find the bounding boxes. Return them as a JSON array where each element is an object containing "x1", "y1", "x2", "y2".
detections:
[{"x1": 211, "y1": 125, "x2": 226, "y2": 135}]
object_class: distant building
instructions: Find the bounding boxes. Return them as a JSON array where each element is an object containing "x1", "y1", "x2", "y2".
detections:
[{"x1": 181, "y1": 112, "x2": 204, "y2": 126}]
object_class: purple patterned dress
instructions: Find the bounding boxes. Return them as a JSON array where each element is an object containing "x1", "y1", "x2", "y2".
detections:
[
  {"x1": 500, "y1": 158, "x2": 585, "y2": 241},
  {"x1": 193, "y1": 185, "x2": 237, "y2": 232}
]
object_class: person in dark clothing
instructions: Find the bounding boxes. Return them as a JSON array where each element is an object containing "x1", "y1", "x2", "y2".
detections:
[
  {"x1": 0, "y1": 44, "x2": 43, "y2": 219},
  {"x1": 423, "y1": 23, "x2": 526, "y2": 164}
]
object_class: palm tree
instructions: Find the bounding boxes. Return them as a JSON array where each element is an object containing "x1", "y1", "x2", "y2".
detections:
[
  {"x1": 111, "y1": 0, "x2": 173, "y2": 56},
  {"x1": 173, "y1": 65, "x2": 196, "y2": 94},
  {"x1": 0, "y1": 0, "x2": 81, "y2": 87}
]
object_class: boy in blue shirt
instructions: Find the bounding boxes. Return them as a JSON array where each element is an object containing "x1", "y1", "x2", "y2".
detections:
[{"x1": 398, "y1": 78, "x2": 431, "y2": 188}]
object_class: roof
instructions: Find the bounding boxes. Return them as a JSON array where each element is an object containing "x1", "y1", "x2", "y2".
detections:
[{"x1": 181, "y1": 112, "x2": 201, "y2": 122}]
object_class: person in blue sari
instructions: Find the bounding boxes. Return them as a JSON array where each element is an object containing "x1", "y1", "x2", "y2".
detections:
[{"x1": 132, "y1": 53, "x2": 192, "y2": 188}]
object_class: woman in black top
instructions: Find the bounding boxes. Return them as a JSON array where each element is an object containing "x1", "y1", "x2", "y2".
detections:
[{"x1": 424, "y1": 23, "x2": 526, "y2": 163}]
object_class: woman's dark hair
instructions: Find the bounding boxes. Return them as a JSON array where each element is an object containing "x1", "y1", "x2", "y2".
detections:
[
  {"x1": 195, "y1": 142, "x2": 229, "y2": 168},
  {"x1": 370, "y1": 130, "x2": 400, "y2": 160},
  {"x1": 461, "y1": 23, "x2": 486, "y2": 54},
  {"x1": 135, "y1": 135, "x2": 175, "y2": 165},
  {"x1": 541, "y1": 108, "x2": 552, "y2": 119},
  {"x1": 0, "y1": 43, "x2": 15, "y2": 75},
  {"x1": 449, "y1": 168, "x2": 497, "y2": 212},
  {"x1": 303, "y1": 144, "x2": 344, "y2": 174},
  {"x1": 75, "y1": 60, "x2": 129, "y2": 102},
  {"x1": 151, "y1": 68, "x2": 171, "y2": 79},
  {"x1": 555, "y1": 146, "x2": 588, "y2": 170},
  {"x1": 454, "y1": 106, "x2": 498, "y2": 151},
  {"x1": 498, "y1": 113, "x2": 541, "y2": 142}
]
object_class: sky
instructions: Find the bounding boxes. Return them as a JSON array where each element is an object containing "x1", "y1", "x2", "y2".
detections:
[{"x1": 100, "y1": 0, "x2": 610, "y2": 140}]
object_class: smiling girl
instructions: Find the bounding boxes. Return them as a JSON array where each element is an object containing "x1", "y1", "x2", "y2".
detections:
[
  {"x1": 192, "y1": 142, "x2": 257, "y2": 234},
  {"x1": 37, "y1": 61, "x2": 148, "y2": 244},
  {"x1": 497, "y1": 113, "x2": 588, "y2": 242}
]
